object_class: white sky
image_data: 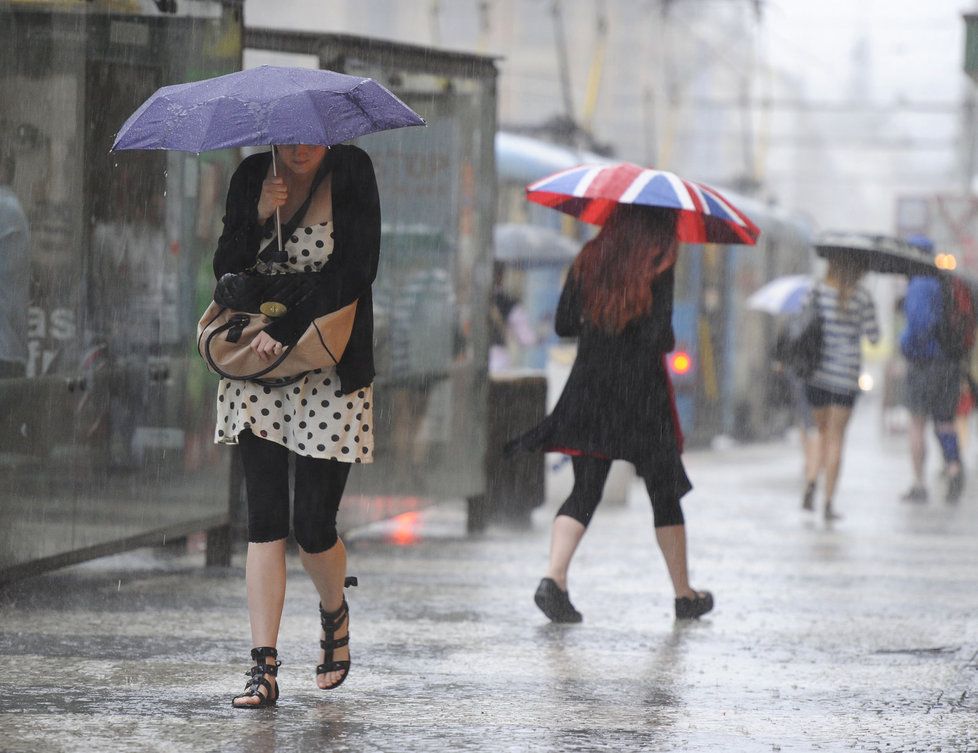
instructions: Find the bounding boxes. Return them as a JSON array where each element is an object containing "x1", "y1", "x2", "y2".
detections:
[
  {"x1": 764, "y1": 0, "x2": 967, "y2": 102},
  {"x1": 752, "y1": 0, "x2": 976, "y2": 233}
]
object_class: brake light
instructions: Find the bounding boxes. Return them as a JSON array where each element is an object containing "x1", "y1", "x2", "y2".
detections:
[{"x1": 670, "y1": 351, "x2": 693, "y2": 375}]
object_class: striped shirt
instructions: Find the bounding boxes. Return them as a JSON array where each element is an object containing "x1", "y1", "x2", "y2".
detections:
[{"x1": 808, "y1": 280, "x2": 879, "y2": 394}]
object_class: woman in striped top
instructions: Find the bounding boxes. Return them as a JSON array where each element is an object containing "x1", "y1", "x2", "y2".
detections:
[{"x1": 803, "y1": 259, "x2": 879, "y2": 519}]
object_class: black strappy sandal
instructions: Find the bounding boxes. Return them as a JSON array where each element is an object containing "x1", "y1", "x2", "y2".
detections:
[
  {"x1": 232, "y1": 646, "x2": 281, "y2": 709},
  {"x1": 317, "y1": 576, "x2": 357, "y2": 690}
]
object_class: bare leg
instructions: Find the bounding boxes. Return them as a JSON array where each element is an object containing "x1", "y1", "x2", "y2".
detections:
[
  {"x1": 545, "y1": 514, "x2": 587, "y2": 591},
  {"x1": 802, "y1": 406, "x2": 830, "y2": 512},
  {"x1": 803, "y1": 428, "x2": 821, "y2": 483},
  {"x1": 654, "y1": 524, "x2": 698, "y2": 599},
  {"x1": 809, "y1": 407, "x2": 830, "y2": 486},
  {"x1": 822, "y1": 405, "x2": 853, "y2": 516},
  {"x1": 299, "y1": 538, "x2": 350, "y2": 689},
  {"x1": 908, "y1": 413, "x2": 927, "y2": 487},
  {"x1": 233, "y1": 539, "x2": 287, "y2": 707}
]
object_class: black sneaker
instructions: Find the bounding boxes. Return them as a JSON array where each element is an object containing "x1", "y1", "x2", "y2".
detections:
[
  {"x1": 900, "y1": 485, "x2": 928, "y2": 503},
  {"x1": 802, "y1": 482, "x2": 816, "y2": 511},
  {"x1": 534, "y1": 577, "x2": 583, "y2": 623},
  {"x1": 946, "y1": 468, "x2": 965, "y2": 503},
  {"x1": 675, "y1": 590, "x2": 714, "y2": 620}
]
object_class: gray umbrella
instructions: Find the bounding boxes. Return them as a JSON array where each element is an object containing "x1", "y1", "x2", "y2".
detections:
[
  {"x1": 815, "y1": 231, "x2": 938, "y2": 277},
  {"x1": 493, "y1": 223, "x2": 579, "y2": 267}
]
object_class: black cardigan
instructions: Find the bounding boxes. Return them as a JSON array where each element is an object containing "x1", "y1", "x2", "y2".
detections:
[
  {"x1": 507, "y1": 267, "x2": 691, "y2": 495},
  {"x1": 213, "y1": 145, "x2": 381, "y2": 395}
]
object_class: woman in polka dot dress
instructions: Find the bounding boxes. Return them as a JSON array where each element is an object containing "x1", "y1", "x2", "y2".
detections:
[{"x1": 212, "y1": 143, "x2": 381, "y2": 708}]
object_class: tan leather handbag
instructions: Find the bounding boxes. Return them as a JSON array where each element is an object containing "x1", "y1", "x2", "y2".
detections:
[{"x1": 196, "y1": 300, "x2": 358, "y2": 385}]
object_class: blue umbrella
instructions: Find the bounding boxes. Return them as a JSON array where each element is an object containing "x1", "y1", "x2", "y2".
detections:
[
  {"x1": 746, "y1": 275, "x2": 812, "y2": 315},
  {"x1": 112, "y1": 65, "x2": 425, "y2": 254},
  {"x1": 112, "y1": 65, "x2": 425, "y2": 152}
]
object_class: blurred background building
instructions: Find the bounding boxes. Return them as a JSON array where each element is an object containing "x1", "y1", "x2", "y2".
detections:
[{"x1": 247, "y1": 0, "x2": 976, "y2": 249}]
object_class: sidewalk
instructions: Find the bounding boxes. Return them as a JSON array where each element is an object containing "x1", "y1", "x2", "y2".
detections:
[{"x1": 1, "y1": 399, "x2": 976, "y2": 752}]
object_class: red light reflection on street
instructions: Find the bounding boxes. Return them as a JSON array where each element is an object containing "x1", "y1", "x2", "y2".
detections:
[{"x1": 388, "y1": 511, "x2": 422, "y2": 546}]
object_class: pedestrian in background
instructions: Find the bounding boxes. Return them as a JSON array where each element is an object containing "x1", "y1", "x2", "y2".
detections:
[
  {"x1": 507, "y1": 205, "x2": 713, "y2": 623},
  {"x1": 0, "y1": 150, "x2": 29, "y2": 379},
  {"x1": 213, "y1": 143, "x2": 380, "y2": 707},
  {"x1": 802, "y1": 258, "x2": 880, "y2": 519},
  {"x1": 899, "y1": 236, "x2": 968, "y2": 504},
  {"x1": 770, "y1": 349, "x2": 819, "y2": 495}
]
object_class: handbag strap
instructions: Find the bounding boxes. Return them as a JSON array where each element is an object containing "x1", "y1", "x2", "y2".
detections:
[
  {"x1": 202, "y1": 309, "x2": 308, "y2": 387},
  {"x1": 257, "y1": 158, "x2": 332, "y2": 265}
]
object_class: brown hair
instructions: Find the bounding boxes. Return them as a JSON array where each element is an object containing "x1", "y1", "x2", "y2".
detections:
[
  {"x1": 825, "y1": 257, "x2": 865, "y2": 307},
  {"x1": 570, "y1": 205, "x2": 679, "y2": 333}
]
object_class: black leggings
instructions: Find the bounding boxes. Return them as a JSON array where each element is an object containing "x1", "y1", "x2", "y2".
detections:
[
  {"x1": 238, "y1": 429, "x2": 351, "y2": 553},
  {"x1": 557, "y1": 456, "x2": 685, "y2": 528}
]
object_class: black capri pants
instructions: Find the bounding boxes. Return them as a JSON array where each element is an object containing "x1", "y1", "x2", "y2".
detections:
[
  {"x1": 238, "y1": 429, "x2": 351, "y2": 553},
  {"x1": 558, "y1": 455, "x2": 685, "y2": 528}
]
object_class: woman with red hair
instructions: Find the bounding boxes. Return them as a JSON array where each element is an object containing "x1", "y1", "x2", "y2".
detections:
[{"x1": 508, "y1": 205, "x2": 712, "y2": 622}]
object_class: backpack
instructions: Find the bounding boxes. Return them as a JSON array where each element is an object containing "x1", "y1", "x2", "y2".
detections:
[
  {"x1": 936, "y1": 277, "x2": 977, "y2": 360},
  {"x1": 773, "y1": 288, "x2": 823, "y2": 379}
]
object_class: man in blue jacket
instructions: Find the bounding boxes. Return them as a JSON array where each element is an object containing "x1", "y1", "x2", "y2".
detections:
[{"x1": 900, "y1": 236, "x2": 965, "y2": 503}]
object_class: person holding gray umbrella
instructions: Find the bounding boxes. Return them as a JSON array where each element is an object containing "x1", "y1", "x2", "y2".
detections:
[
  {"x1": 806, "y1": 232, "x2": 948, "y2": 518},
  {"x1": 801, "y1": 256, "x2": 880, "y2": 520}
]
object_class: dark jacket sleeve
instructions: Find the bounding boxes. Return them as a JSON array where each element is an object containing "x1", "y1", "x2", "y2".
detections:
[
  {"x1": 263, "y1": 146, "x2": 381, "y2": 346},
  {"x1": 213, "y1": 153, "x2": 268, "y2": 279},
  {"x1": 643, "y1": 267, "x2": 677, "y2": 353},
  {"x1": 555, "y1": 272, "x2": 583, "y2": 337},
  {"x1": 648, "y1": 267, "x2": 676, "y2": 353}
]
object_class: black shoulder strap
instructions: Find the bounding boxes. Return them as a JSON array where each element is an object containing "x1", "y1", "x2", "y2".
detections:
[{"x1": 258, "y1": 158, "x2": 332, "y2": 265}]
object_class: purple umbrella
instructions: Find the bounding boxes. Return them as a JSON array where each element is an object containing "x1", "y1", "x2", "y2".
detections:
[
  {"x1": 112, "y1": 65, "x2": 425, "y2": 253},
  {"x1": 112, "y1": 65, "x2": 425, "y2": 152}
]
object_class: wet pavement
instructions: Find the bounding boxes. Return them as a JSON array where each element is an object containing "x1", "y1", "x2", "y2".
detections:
[{"x1": 1, "y1": 399, "x2": 977, "y2": 752}]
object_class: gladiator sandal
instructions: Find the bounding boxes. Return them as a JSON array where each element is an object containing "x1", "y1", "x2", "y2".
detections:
[
  {"x1": 231, "y1": 646, "x2": 281, "y2": 709},
  {"x1": 317, "y1": 576, "x2": 357, "y2": 690}
]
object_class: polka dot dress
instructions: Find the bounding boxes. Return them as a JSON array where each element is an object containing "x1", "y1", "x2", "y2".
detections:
[{"x1": 214, "y1": 223, "x2": 374, "y2": 464}]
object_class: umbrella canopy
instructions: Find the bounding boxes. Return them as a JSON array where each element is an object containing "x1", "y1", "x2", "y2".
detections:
[
  {"x1": 747, "y1": 275, "x2": 812, "y2": 315},
  {"x1": 815, "y1": 232, "x2": 938, "y2": 277},
  {"x1": 112, "y1": 65, "x2": 425, "y2": 152},
  {"x1": 493, "y1": 223, "x2": 579, "y2": 266},
  {"x1": 526, "y1": 161, "x2": 760, "y2": 245}
]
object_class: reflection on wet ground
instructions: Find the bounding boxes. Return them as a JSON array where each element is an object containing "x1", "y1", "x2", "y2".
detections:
[{"x1": 0, "y1": 402, "x2": 976, "y2": 751}]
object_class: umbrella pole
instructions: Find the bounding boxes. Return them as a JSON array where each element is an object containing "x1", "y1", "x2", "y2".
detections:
[{"x1": 272, "y1": 144, "x2": 283, "y2": 254}]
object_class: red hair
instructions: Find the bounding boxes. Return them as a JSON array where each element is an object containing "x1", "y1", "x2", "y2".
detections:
[{"x1": 570, "y1": 205, "x2": 679, "y2": 333}]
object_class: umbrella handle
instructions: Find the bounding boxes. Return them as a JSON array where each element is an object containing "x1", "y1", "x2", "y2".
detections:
[{"x1": 272, "y1": 144, "x2": 283, "y2": 254}]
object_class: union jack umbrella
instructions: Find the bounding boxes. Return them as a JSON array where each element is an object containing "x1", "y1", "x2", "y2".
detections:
[{"x1": 526, "y1": 162, "x2": 760, "y2": 246}]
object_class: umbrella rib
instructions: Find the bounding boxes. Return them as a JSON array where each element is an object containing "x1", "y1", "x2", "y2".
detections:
[
  {"x1": 345, "y1": 81, "x2": 382, "y2": 135},
  {"x1": 187, "y1": 95, "x2": 236, "y2": 152}
]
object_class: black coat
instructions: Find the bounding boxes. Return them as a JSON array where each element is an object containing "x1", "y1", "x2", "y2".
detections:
[
  {"x1": 508, "y1": 267, "x2": 691, "y2": 497},
  {"x1": 213, "y1": 145, "x2": 381, "y2": 395}
]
